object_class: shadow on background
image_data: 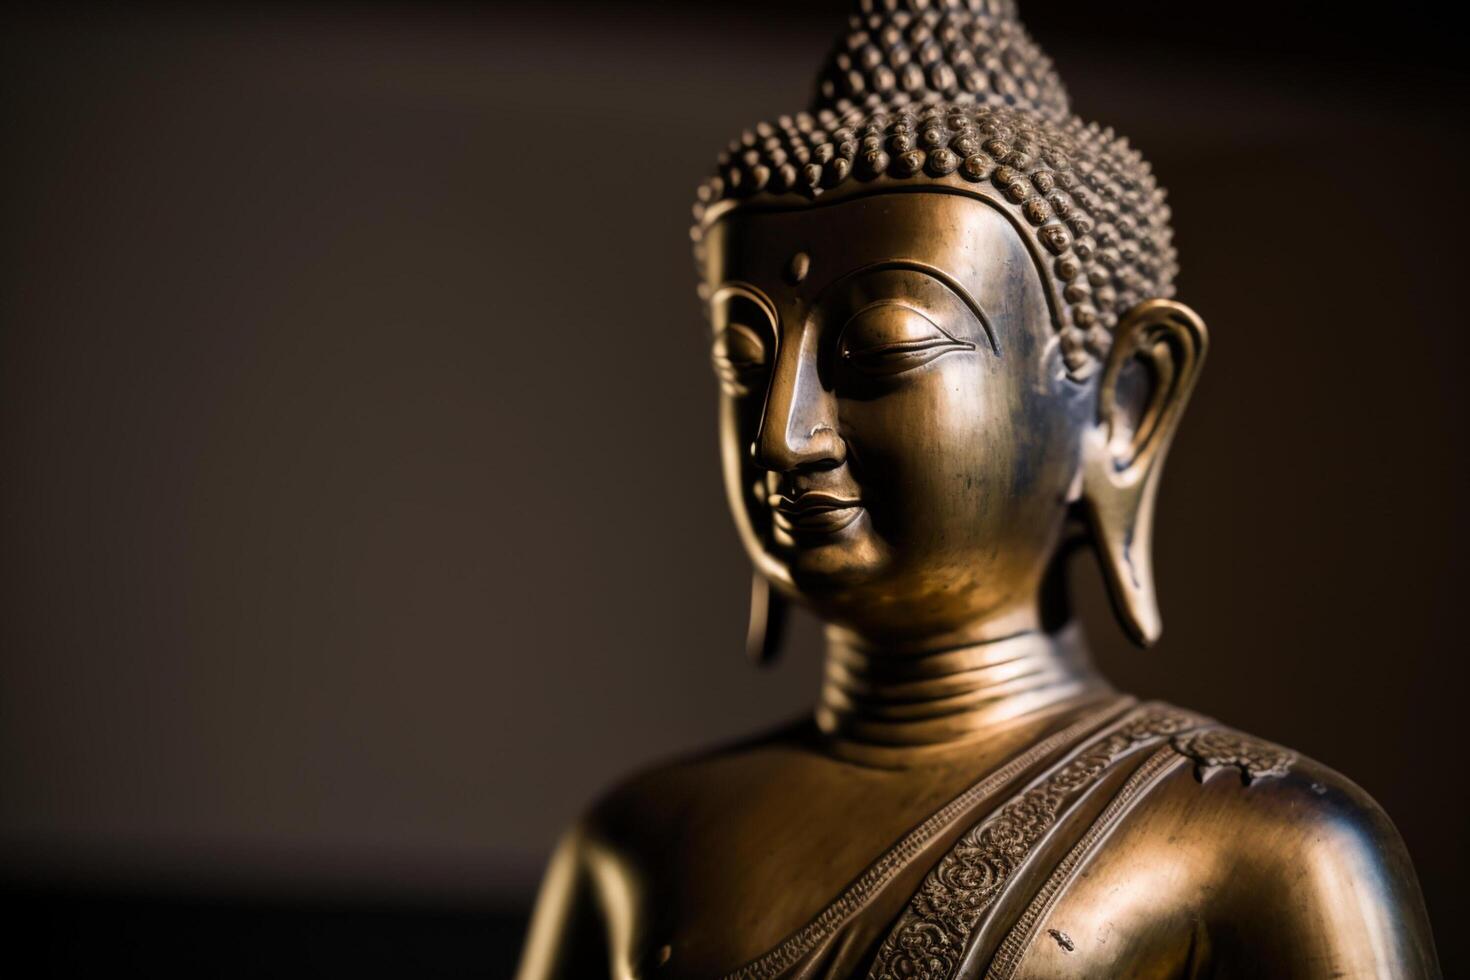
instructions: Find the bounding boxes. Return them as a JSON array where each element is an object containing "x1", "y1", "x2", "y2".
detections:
[{"x1": 2, "y1": 1, "x2": 1466, "y2": 975}]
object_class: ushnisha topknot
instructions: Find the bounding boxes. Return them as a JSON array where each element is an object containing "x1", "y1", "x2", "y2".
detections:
[
  {"x1": 813, "y1": 0, "x2": 1069, "y2": 119},
  {"x1": 692, "y1": 0, "x2": 1177, "y2": 377}
]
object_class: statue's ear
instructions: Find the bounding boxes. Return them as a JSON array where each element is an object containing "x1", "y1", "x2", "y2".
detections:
[
  {"x1": 1081, "y1": 299, "x2": 1208, "y2": 647},
  {"x1": 745, "y1": 573, "x2": 787, "y2": 666}
]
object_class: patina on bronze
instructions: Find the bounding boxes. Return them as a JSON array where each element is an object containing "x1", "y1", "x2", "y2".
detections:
[{"x1": 518, "y1": 2, "x2": 1440, "y2": 977}]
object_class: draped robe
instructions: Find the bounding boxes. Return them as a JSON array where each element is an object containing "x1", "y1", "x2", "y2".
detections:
[{"x1": 719, "y1": 698, "x2": 1296, "y2": 980}]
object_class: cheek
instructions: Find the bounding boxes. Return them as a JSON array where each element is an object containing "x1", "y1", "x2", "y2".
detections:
[
  {"x1": 840, "y1": 358, "x2": 1000, "y2": 525},
  {"x1": 838, "y1": 356, "x2": 1066, "y2": 546}
]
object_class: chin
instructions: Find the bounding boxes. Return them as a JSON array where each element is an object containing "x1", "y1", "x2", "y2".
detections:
[{"x1": 770, "y1": 513, "x2": 889, "y2": 596}]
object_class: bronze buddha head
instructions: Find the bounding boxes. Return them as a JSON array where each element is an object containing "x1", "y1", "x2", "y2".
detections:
[{"x1": 692, "y1": 0, "x2": 1206, "y2": 654}]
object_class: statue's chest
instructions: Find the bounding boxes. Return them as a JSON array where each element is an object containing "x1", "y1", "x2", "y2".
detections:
[{"x1": 994, "y1": 886, "x2": 1205, "y2": 980}]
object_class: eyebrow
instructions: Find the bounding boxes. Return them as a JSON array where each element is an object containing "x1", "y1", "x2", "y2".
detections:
[{"x1": 818, "y1": 259, "x2": 999, "y2": 355}]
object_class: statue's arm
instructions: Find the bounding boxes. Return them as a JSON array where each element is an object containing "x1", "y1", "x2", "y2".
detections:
[
  {"x1": 514, "y1": 827, "x2": 611, "y2": 980},
  {"x1": 1218, "y1": 775, "x2": 1440, "y2": 979}
]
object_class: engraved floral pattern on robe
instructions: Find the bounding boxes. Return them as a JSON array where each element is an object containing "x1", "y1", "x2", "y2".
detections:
[
  {"x1": 868, "y1": 705, "x2": 1201, "y2": 980},
  {"x1": 1172, "y1": 728, "x2": 1296, "y2": 785}
]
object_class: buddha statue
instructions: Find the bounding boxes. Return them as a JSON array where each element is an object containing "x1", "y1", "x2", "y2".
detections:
[{"x1": 517, "y1": 2, "x2": 1440, "y2": 977}]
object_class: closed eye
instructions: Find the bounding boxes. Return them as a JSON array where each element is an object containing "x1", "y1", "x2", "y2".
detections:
[{"x1": 838, "y1": 301, "x2": 974, "y2": 375}]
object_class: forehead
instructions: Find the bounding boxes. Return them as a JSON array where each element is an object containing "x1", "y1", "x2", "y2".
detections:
[{"x1": 702, "y1": 191, "x2": 1048, "y2": 327}]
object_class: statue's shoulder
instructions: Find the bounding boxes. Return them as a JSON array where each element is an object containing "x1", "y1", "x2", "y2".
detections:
[
  {"x1": 1118, "y1": 705, "x2": 1393, "y2": 850},
  {"x1": 1003, "y1": 704, "x2": 1439, "y2": 977},
  {"x1": 1145, "y1": 706, "x2": 1391, "y2": 839},
  {"x1": 577, "y1": 717, "x2": 814, "y2": 854},
  {"x1": 1135, "y1": 706, "x2": 1431, "y2": 920},
  {"x1": 1095, "y1": 705, "x2": 1441, "y2": 973},
  {"x1": 519, "y1": 732, "x2": 816, "y2": 979}
]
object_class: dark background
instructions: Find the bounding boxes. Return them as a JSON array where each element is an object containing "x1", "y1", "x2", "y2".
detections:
[{"x1": 3, "y1": 1, "x2": 1466, "y2": 975}]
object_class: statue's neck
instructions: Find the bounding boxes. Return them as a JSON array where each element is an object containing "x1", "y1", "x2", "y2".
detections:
[{"x1": 815, "y1": 621, "x2": 1110, "y2": 749}]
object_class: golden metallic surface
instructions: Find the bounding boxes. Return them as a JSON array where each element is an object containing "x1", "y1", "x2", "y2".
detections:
[{"x1": 517, "y1": 2, "x2": 1440, "y2": 977}]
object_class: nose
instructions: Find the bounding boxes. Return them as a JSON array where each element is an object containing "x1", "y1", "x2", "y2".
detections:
[{"x1": 751, "y1": 327, "x2": 844, "y2": 472}]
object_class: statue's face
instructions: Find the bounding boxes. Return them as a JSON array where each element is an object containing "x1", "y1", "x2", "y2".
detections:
[{"x1": 702, "y1": 192, "x2": 1092, "y2": 642}]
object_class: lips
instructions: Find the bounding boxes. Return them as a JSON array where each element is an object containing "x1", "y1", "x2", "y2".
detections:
[{"x1": 769, "y1": 490, "x2": 863, "y2": 535}]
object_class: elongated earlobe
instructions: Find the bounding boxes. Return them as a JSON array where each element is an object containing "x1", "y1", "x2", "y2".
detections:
[
  {"x1": 746, "y1": 573, "x2": 787, "y2": 666},
  {"x1": 1082, "y1": 299, "x2": 1208, "y2": 647}
]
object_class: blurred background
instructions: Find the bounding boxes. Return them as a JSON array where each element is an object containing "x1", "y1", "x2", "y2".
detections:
[{"x1": 3, "y1": 1, "x2": 1466, "y2": 975}]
